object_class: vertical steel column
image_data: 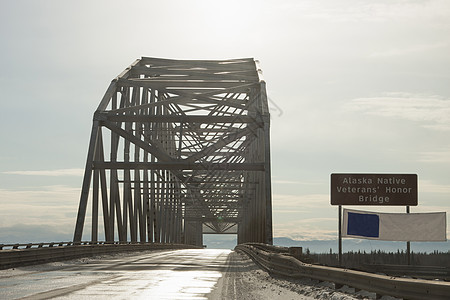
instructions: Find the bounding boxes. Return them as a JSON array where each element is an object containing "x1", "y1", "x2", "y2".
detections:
[
  {"x1": 97, "y1": 131, "x2": 111, "y2": 242},
  {"x1": 259, "y1": 81, "x2": 273, "y2": 245},
  {"x1": 91, "y1": 161, "x2": 99, "y2": 242},
  {"x1": 73, "y1": 120, "x2": 100, "y2": 243}
]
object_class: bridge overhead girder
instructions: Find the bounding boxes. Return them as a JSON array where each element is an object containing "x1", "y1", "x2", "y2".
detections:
[{"x1": 73, "y1": 57, "x2": 272, "y2": 246}]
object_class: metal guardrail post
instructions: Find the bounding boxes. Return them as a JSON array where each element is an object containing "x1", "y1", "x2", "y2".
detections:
[{"x1": 288, "y1": 247, "x2": 302, "y2": 260}]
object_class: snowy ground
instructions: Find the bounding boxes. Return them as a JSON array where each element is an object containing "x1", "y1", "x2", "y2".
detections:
[{"x1": 210, "y1": 251, "x2": 401, "y2": 300}]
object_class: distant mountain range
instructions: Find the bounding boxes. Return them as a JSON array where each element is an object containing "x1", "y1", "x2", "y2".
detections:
[{"x1": 203, "y1": 235, "x2": 450, "y2": 253}]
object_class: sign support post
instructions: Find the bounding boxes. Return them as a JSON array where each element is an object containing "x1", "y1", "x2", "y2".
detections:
[
  {"x1": 338, "y1": 205, "x2": 342, "y2": 266},
  {"x1": 406, "y1": 205, "x2": 411, "y2": 265}
]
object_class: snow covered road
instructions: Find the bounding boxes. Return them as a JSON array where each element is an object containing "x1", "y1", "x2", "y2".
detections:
[{"x1": 0, "y1": 249, "x2": 396, "y2": 299}]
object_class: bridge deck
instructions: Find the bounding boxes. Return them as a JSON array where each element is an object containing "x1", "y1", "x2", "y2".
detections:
[{"x1": 0, "y1": 249, "x2": 320, "y2": 300}]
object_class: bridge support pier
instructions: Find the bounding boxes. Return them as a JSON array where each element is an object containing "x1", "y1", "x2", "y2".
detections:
[{"x1": 184, "y1": 221, "x2": 203, "y2": 247}]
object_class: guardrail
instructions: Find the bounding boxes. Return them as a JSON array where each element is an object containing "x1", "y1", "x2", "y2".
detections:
[
  {"x1": 244, "y1": 243, "x2": 289, "y2": 254},
  {"x1": 360, "y1": 264, "x2": 450, "y2": 281},
  {"x1": 0, "y1": 242, "x2": 200, "y2": 269},
  {"x1": 236, "y1": 243, "x2": 450, "y2": 300},
  {"x1": 0, "y1": 241, "x2": 146, "y2": 250}
]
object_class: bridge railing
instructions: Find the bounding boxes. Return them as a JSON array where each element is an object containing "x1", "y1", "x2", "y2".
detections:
[
  {"x1": 0, "y1": 241, "x2": 155, "y2": 250},
  {"x1": 0, "y1": 242, "x2": 200, "y2": 269},
  {"x1": 236, "y1": 243, "x2": 450, "y2": 300}
]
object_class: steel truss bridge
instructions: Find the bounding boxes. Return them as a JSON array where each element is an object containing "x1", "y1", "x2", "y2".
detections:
[{"x1": 73, "y1": 57, "x2": 272, "y2": 246}]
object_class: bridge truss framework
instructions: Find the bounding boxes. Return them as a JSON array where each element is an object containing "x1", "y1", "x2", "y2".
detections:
[{"x1": 73, "y1": 57, "x2": 272, "y2": 246}]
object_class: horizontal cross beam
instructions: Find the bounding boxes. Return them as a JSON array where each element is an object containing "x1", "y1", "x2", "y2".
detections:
[
  {"x1": 96, "y1": 113, "x2": 262, "y2": 124},
  {"x1": 93, "y1": 161, "x2": 265, "y2": 171}
]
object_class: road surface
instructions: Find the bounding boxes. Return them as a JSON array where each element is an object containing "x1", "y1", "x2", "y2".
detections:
[{"x1": 0, "y1": 249, "x2": 379, "y2": 299}]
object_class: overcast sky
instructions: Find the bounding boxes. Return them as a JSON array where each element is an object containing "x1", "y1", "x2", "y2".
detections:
[{"x1": 1, "y1": 0, "x2": 449, "y2": 245}]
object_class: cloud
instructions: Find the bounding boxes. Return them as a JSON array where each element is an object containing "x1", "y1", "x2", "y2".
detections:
[
  {"x1": 418, "y1": 149, "x2": 450, "y2": 163},
  {"x1": 419, "y1": 180, "x2": 450, "y2": 194},
  {"x1": 369, "y1": 42, "x2": 448, "y2": 58},
  {"x1": 274, "y1": 217, "x2": 337, "y2": 241},
  {"x1": 0, "y1": 224, "x2": 73, "y2": 244},
  {"x1": 345, "y1": 93, "x2": 450, "y2": 131},
  {"x1": 0, "y1": 184, "x2": 103, "y2": 243},
  {"x1": 272, "y1": 193, "x2": 337, "y2": 240},
  {"x1": 273, "y1": 194, "x2": 329, "y2": 209},
  {"x1": 281, "y1": 0, "x2": 450, "y2": 23},
  {"x1": 3, "y1": 168, "x2": 84, "y2": 177},
  {"x1": 0, "y1": 185, "x2": 80, "y2": 228},
  {"x1": 272, "y1": 179, "x2": 322, "y2": 185}
]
